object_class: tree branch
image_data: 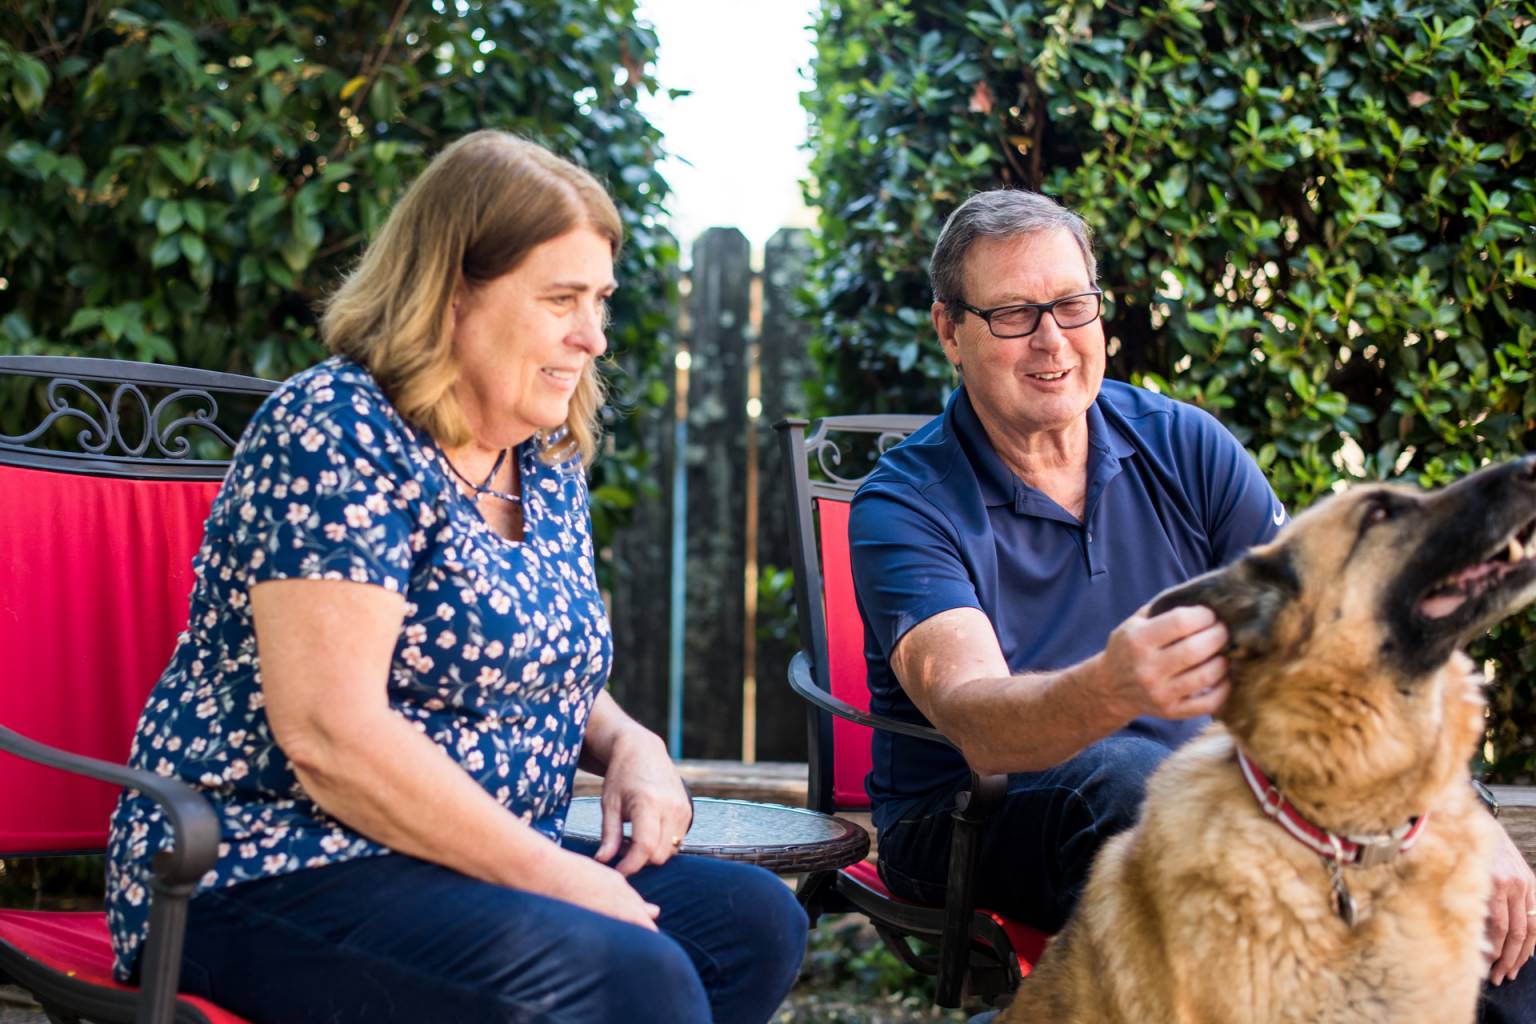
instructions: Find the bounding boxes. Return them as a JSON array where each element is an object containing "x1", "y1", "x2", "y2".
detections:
[{"x1": 329, "y1": 0, "x2": 412, "y2": 162}]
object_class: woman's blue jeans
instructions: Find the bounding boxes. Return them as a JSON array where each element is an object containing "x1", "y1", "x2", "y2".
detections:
[
  {"x1": 876, "y1": 734, "x2": 1536, "y2": 1023},
  {"x1": 172, "y1": 839, "x2": 808, "y2": 1024}
]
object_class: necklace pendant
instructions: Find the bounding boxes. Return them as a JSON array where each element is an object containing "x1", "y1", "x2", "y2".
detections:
[{"x1": 443, "y1": 447, "x2": 520, "y2": 504}]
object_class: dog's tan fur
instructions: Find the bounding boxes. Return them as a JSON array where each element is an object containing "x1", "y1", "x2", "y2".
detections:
[{"x1": 1001, "y1": 461, "x2": 1536, "y2": 1024}]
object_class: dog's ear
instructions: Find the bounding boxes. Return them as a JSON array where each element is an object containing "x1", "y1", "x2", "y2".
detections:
[{"x1": 1147, "y1": 548, "x2": 1299, "y2": 661}]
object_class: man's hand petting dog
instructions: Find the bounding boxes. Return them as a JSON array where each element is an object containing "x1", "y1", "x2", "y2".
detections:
[
  {"x1": 1093, "y1": 604, "x2": 1231, "y2": 724},
  {"x1": 1486, "y1": 824, "x2": 1536, "y2": 986}
]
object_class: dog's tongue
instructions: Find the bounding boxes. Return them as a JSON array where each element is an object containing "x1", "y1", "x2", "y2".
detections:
[
  {"x1": 1420, "y1": 560, "x2": 1505, "y2": 619},
  {"x1": 1420, "y1": 592, "x2": 1466, "y2": 619}
]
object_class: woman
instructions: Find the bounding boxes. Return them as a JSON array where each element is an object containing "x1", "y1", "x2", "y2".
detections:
[{"x1": 106, "y1": 131, "x2": 808, "y2": 1023}]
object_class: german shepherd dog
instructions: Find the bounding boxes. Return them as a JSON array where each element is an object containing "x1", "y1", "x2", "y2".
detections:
[{"x1": 1001, "y1": 457, "x2": 1536, "y2": 1024}]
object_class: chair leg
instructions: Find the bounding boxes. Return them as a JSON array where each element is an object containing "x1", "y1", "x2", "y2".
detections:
[
  {"x1": 937, "y1": 773, "x2": 1009, "y2": 1008},
  {"x1": 794, "y1": 869, "x2": 837, "y2": 926},
  {"x1": 136, "y1": 876, "x2": 198, "y2": 1024}
]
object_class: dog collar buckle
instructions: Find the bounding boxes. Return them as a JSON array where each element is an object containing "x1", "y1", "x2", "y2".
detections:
[{"x1": 1352, "y1": 837, "x2": 1400, "y2": 869}]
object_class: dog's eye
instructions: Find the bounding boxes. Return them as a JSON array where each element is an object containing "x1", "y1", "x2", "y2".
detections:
[{"x1": 1364, "y1": 504, "x2": 1392, "y2": 526}]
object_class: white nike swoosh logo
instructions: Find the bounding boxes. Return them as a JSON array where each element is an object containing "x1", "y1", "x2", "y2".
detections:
[{"x1": 1272, "y1": 507, "x2": 1287, "y2": 526}]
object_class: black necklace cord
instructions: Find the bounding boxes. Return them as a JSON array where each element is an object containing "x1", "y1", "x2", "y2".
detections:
[{"x1": 443, "y1": 447, "x2": 520, "y2": 503}]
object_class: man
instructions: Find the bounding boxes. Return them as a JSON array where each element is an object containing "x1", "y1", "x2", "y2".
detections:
[{"x1": 847, "y1": 188, "x2": 1536, "y2": 1020}]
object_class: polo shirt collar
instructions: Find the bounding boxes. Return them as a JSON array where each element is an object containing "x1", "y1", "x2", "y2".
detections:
[{"x1": 947, "y1": 383, "x2": 1139, "y2": 516}]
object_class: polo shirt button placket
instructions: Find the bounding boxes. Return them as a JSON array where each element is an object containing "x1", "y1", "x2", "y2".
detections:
[{"x1": 1084, "y1": 526, "x2": 1106, "y2": 577}]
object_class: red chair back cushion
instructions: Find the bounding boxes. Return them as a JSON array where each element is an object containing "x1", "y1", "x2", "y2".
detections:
[
  {"x1": 814, "y1": 498, "x2": 875, "y2": 810},
  {"x1": 0, "y1": 464, "x2": 220, "y2": 853}
]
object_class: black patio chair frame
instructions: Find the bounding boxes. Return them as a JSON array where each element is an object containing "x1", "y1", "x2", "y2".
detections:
[
  {"x1": 0, "y1": 355, "x2": 276, "y2": 1024},
  {"x1": 775, "y1": 413, "x2": 1035, "y2": 1008}
]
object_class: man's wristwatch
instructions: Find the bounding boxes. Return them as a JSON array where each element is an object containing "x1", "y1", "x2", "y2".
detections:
[{"x1": 1472, "y1": 777, "x2": 1501, "y2": 818}]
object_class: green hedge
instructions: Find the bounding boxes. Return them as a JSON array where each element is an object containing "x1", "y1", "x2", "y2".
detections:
[
  {"x1": 0, "y1": 0, "x2": 677, "y2": 554},
  {"x1": 804, "y1": 0, "x2": 1536, "y2": 777}
]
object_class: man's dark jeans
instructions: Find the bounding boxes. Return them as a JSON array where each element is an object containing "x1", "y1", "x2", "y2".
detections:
[{"x1": 876, "y1": 734, "x2": 1536, "y2": 1022}]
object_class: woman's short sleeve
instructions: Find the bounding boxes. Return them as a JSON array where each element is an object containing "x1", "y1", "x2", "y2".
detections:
[{"x1": 226, "y1": 386, "x2": 418, "y2": 594}]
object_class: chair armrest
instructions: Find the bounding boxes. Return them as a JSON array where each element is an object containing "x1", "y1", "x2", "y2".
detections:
[
  {"x1": 0, "y1": 724, "x2": 219, "y2": 885},
  {"x1": 0, "y1": 723, "x2": 220, "y2": 1024},
  {"x1": 785, "y1": 653, "x2": 1014, "y2": 1005},
  {"x1": 788, "y1": 650, "x2": 956, "y2": 747}
]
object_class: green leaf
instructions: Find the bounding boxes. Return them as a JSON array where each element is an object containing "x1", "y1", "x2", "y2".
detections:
[
  {"x1": 4, "y1": 140, "x2": 40, "y2": 168},
  {"x1": 64, "y1": 308, "x2": 103, "y2": 335},
  {"x1": 182, "y1": 201, "x2": 207, "y2": 233},
  {"x1": 368, "y1": 78, "x2": 397, "y2": 123},
  {"x1": 11, "y1": 53, "x2": 51, "y2": 114},
  {"x1": 100, "y1": 307, "x2": 129, "y2": 341},
  {"x1": 591, "y1": 485, "x2": 636, "y2": 509},
  {"x1": 56, "y1": 155, "x2": 85, "y2": 188},
  {"x1": 134, "y1": 334, "x2": 178, "y2": 363},
  {"x1": 156, "y1": 201, "x2": 184, "y2": 235},
  {"x1": 1443, "y1": 16, "x2": 1476, "y2": 40},
  {"x1": 158, "y1": 145, "x2": 201, "y2": 186},
  {"x1": 228, "y1": 149, "x2": 265, "y2": 193},
  {"x1": 238, "y1": 252, "x2": 263, "y2": 287},
  {"x1": 1205, "y1": 88, "x2": 1237, "y2": 111},
  {"x1": 150, "y1": 235, "x2": 181, "y2": 268},
  {"x1": 960, "y1": 142, "x2": 992, "y2": 167},
  {"x1": 254, "y1": 47, "x2": 288, "y2": 77},
  {"x1": 132, "y1": 334, "x2": 177, "y2": 362},
  {"x1": 1157, "y1": 165, "x2": 1188, "y2": 206},
  {"x1": 280, "y1": 234, "x2": 312, "y2": 272},
  {"x1": 180, "y1": 233, "x2": 208, "y2": 264},
  {"x1": 293, "y1": 215, "x2": 323, "y2": 249},
  {"x1": 1, "y1": 311, "x2": 34, "y2": 342}
]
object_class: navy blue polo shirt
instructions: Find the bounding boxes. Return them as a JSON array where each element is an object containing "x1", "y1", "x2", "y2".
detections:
[{"x1": 849, "y1": 381, "x2": 1285, "y2": 831}]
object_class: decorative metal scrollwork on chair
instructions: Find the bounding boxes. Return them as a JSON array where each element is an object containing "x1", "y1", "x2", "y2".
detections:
[{"x1": 0, "y1": 356, "x2": 276, "y2": 479}]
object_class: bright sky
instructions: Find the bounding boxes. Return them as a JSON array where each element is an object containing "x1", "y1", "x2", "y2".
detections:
[{"x1": 635, "y1": 0, "x2": 819, "y2": 264}]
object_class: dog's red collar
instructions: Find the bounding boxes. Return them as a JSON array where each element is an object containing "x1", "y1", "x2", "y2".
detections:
[{"x1": 1237, "y1": 747, "x2": 1428, "y2": 868}]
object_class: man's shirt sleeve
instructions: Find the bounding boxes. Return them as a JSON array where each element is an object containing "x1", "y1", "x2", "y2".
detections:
[
  {"x1": 848, "y1": 482, "x2": 985, "y2": 659},
  {"x1": 1193, "y1": 407, "x2": 1288, "y2": 565}
]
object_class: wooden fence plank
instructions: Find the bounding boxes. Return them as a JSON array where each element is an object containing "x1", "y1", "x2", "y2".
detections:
[
  {"x1": 604, "y1": 234, "x2": 680, "y2": 737},
  {"x1": 755, "y1": 228, "x2": 815, "y2": 761},
  {"x1": 606, "y1": 370, "x2": 675, "y2": 737},
  {"x1": 681, "y1": 228, "x2": 752, "y2": 758}
]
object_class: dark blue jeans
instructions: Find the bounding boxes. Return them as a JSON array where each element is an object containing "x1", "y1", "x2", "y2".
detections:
[
  {"x1": 877, "y1": 734, "x2": 1536, "y2": 1023},
  {"x1": 173, "y1": 840, "x2": 808, "y2": 1024}
]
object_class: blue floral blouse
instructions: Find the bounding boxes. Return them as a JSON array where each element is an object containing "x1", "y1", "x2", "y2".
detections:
[{"x1": 105, "y1": 357, "x2": 612, "y2": 980}]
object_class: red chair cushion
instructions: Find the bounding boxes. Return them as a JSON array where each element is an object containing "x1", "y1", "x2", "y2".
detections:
[
  {"x1": 814, "y1": 498, "x2": 875, "y2": 809},
  {"x1": 0, "y1": 464, "x2": 221, "y2": 852},
  {"x1": 840, "y1": 860, "x2": 1048, "y2": 978},
  {"x1": 0, "y1": 910, "x2": 252, "y2": 1022}
]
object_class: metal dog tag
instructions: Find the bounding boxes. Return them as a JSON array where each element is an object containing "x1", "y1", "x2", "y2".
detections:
[{"x1": 1327, "y1": 862, "x2": 1357, "y2": 927}]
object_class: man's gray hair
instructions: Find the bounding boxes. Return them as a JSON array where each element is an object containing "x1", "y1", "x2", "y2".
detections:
[{"x1": 929, "y1": 189, "x2": 1098, "y2": 322}]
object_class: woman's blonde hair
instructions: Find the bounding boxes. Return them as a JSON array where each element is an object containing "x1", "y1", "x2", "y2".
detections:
[{"x1": 321, "y1": 130, "x2": 622, "y2": 465}]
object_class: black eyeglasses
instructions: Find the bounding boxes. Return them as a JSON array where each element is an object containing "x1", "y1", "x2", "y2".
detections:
[{"x1": 956, "y1": 289, "x2": 1103, "y2": 339}]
